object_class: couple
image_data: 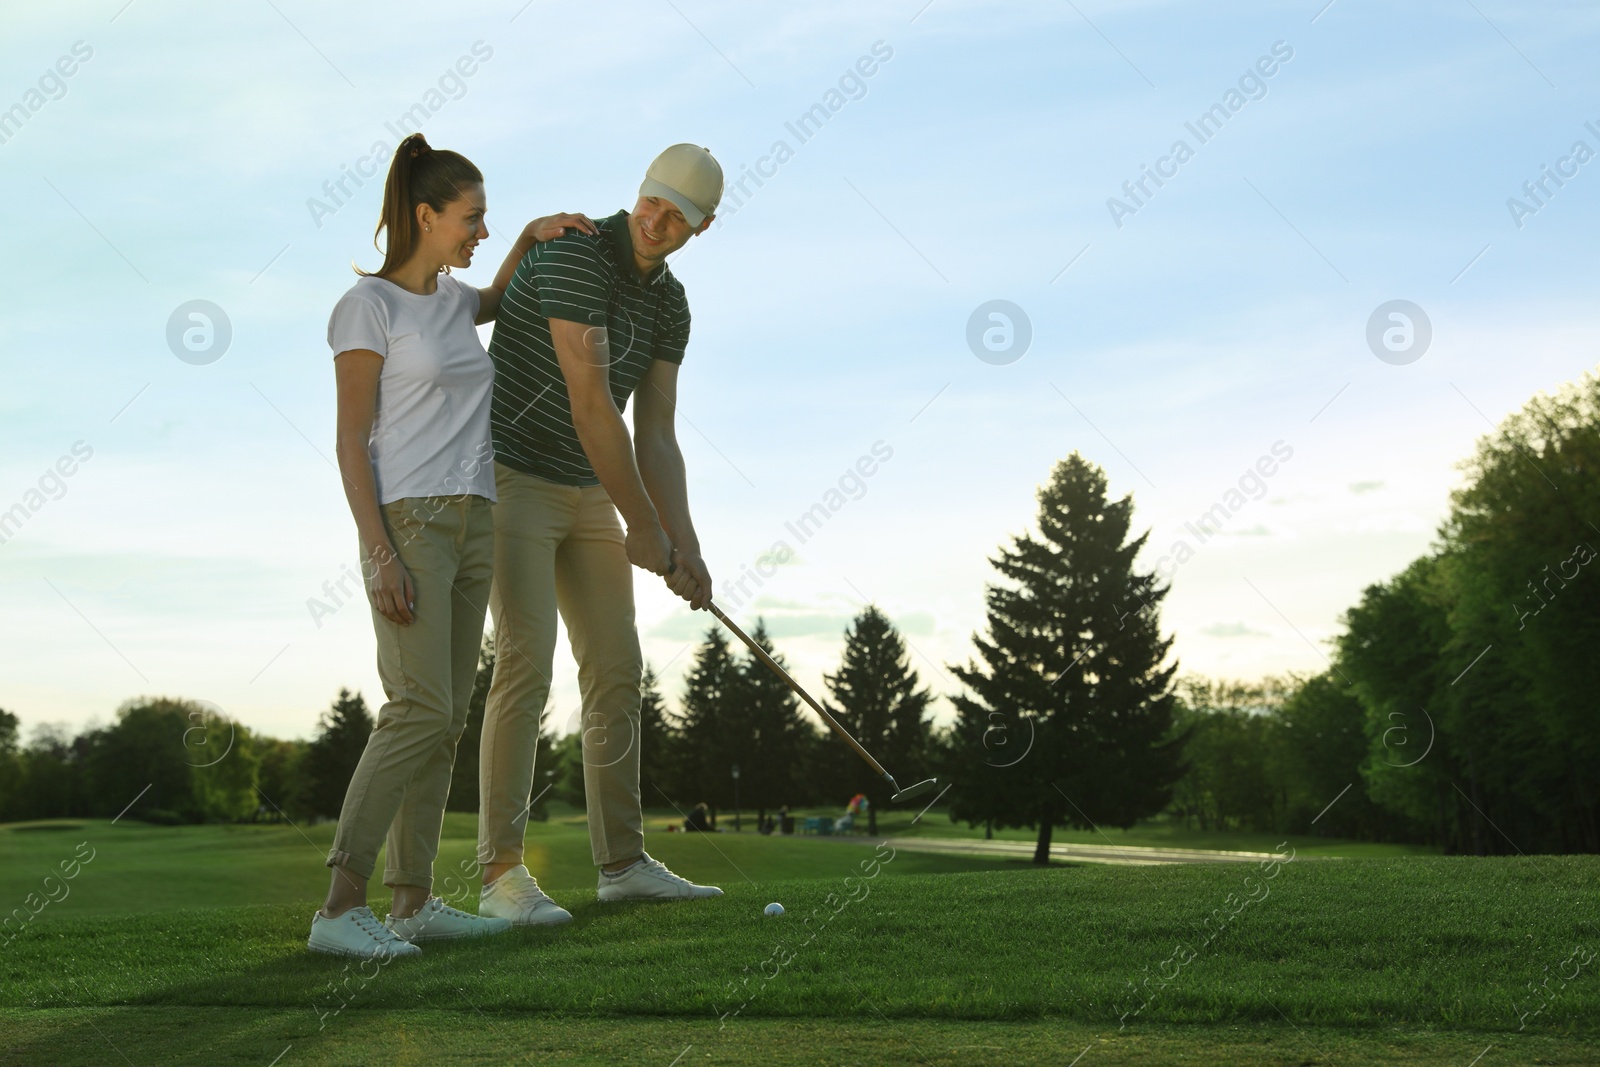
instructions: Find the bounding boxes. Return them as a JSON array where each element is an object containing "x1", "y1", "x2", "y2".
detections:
[{"x1": 308, "y1": 134, "x2": 724, "y2": 959}]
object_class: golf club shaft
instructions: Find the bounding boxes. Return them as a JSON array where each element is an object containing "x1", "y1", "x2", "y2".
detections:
[{"x1": 706, "y1": 600, "x2": 892, "y2": 780}]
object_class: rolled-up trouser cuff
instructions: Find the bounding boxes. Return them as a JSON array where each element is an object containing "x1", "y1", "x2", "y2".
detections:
[
  {"x1": 476, "y1": 845, "x2": 524, "y2": 866},
  {"x1": 382, "y1": 866, "x2": 434, "y2": 890},
  {"x1": 325, "y1": 848, "x2": 372, "y2": 879}
]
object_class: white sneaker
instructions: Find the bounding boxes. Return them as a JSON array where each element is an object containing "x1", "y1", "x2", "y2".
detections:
[
  {"x1": 480, "y1": 865, "x2": 573, "y2": 926},
  {"x1": 596, "y1": 851, "x2": 723, "y2": 902},
  {"x1": 385, "y1": 897, "x2": 512, "y2": 943},
  {"x1": 307, "y1": 905, "x2": 422, "y2": 959}
]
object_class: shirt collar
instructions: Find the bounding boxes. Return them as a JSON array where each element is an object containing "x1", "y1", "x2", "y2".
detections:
[{"x1": 606, "y1": 209, "x2": 668, "y2": 288}]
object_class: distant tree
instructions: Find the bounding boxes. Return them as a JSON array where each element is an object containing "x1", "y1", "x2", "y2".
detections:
[
  {"x1": 447, "y1": 634, "x2": 497, "y2": 813},
  {"x1": 548, "y1": 730, "x2": 587, "y2": 809},
  {"x1": 524, "y1": 720, "x2": 561, "y2": 823},
  {"x1": 254, "y1": 737, "x2": 306, "y2": 823},
  {"x1": 729, "y1": 620, "x2": 815, "y2": 826},
  {"x1": 1325, "y1": 371, "x2": 1600, "y2": 854},
  {"x1": 1436, "y1": 371, "x2": 1600, "y2": 852},
  {"x1": 638, "y1": 664, "x2": 678, "y2": 804},
  {"x1": 1163, "y1": 673, "x2": 1397, "y2": 840},
  {"x1": 296, "y1": 689, "x2": 374, "y2": 820},
  {"x1": 1169, "y1": 679, "x2": 1280, "y2": 832},
  {"x1": 9, "y1": 724, "x2": 89, "y2": 821},
  {"x1": 671, "y1": 627, "x2": 741, "y2": 814},
  {"x1": 188, "y1": 714, "x2": 260, "y2": 822},
  {"x1": 1339, "y1": 554, "x2": 1476, "y2": 851},
  {"x1": 1272, "y1": 671, "x2": 1389, "y2": 838},
  {"x1": 933, "y1": 691, "x2": 1036, "y2": 841},
  {"x1": 946, "y1": 454, "x2": 1183, "y2": 864},
  {"x1": 84, "y1": 699, "x2": 204, "y2": 822},
  {"x1": 0, "y1": 709, "x2": 19, "y2": 820},
  {"x1": 823, "y1": 606, "x2": 933, "y2": 833}
]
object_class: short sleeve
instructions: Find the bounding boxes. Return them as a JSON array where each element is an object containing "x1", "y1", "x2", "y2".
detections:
[
  {"x1": 653, "y1": 287, "x2": 690, "y2": 365},
  {"x1": 328, "y1": 287, "x2": 388, "y2": 358},
  {"x1": 528, "y1": 234, "x2": 612, "y2": 326},
  {"x1": 446, "y1": 273, "x2": 482, "y2": 321}
]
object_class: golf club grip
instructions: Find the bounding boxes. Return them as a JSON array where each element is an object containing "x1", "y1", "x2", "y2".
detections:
[{"x1": 706, "y1": 601, "x2": 890, "y2": 778}]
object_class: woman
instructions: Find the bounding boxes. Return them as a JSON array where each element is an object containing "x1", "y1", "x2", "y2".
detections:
[{"x1": 309, "y1": 132, "x2": 594, "y2": 958}]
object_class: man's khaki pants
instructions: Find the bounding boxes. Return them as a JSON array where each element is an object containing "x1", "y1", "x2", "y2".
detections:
[
  {"x1": 479, "y1": 461, "x2": 645, "y2": 868},
  {"x1": 326, "y1": 494, "x2": 493, "y2": 887}
]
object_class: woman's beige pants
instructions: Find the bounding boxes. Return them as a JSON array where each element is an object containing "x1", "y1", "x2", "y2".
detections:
[{"x1": 325, "y1": 494, "x2": 493, "y2": 887}]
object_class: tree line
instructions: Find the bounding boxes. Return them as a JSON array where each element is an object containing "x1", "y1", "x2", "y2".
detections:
[
  {"x1": 4, "y1": 370, "x2": 1595, "y2": 858},
  {"x1": 0, "y1": 610, "x2": 938, "y2": 837}
]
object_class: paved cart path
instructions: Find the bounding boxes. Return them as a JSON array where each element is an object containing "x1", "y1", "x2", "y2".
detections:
[{"x1": 794, "y1": 831, "x2": 1286, "y2": 866}]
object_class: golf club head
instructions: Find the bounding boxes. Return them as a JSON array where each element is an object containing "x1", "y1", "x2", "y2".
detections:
[{"x1": 890, "y1": 777, "x2": 940, "y2": 804}]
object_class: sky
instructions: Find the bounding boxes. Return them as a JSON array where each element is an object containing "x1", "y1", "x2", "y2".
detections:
[{"x1": 3, "y1": 0, "x2": 1598, "y2": 744}]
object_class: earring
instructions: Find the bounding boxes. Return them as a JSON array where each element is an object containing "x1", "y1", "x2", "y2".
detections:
[{"x1": 425, "y1": 226, "x2": 432, "y2": 232}]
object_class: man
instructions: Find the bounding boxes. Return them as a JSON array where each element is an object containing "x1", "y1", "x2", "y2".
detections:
[{"x1": 477, "y1": 144, "x2": 724, "y2": 924}]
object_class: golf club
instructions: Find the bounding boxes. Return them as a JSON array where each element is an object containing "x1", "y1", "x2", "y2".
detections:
[{"x1": 705, "y1": 599, "x2": 941, "y2": 804}]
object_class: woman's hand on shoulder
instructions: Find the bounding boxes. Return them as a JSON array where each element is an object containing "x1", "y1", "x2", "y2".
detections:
[
  {"x1": 526, "y1": 213, "x2": 597, "y2": 243},
  {"x1": 481, "y1": 213, "x2": 599, "y2": 323}
]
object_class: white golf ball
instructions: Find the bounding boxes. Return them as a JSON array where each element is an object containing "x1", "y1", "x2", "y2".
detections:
[{"x1": 763, "y1": 902, "x2": 784, "y2": 917}]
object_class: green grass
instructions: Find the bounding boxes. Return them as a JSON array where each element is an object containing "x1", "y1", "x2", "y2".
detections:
[
  {"x1": 2, "y1": 1011, "x2": 1593, "y2": 1066},
  {"x1": 3, "y1": 803, "x2": 1411, "y2": 927},
  {"x1": 0, "y1": 808, "x2": 1033, "y2": 920},
  {"x1": 1, "y1": 838, "x2": 1596, "y2": 1065}
]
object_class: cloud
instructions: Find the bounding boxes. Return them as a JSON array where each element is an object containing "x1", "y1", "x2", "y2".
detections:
[
  {"x1": 644, "y1": 613, "x2": 721, "y2": 642},
  {"x1": 1224, "y1": 524, "x2": 1273, "y2": 538},
  {"x1": 759, "y1": 613, "x2": 858, "y2": 640},
  {"x1": 1349, "y1": 480, "x2": 1385, "y2": 494},
  {"x1": 1199, "y1": 621, "x2": 1268, "y2": 638},
  {"x1": 756, "y1": 547, "x2": 801, "y2": 569},
  {"x1": 891, "y1": 611, "x2": 938, "y2": 636},
  {"x1": 744, "y1": 595, "x2": 813, "y2": 611}
]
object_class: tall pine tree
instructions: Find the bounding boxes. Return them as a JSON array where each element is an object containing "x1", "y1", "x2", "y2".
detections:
[
  {"x1": 824, "y1": 606, "x2": 933, "y2": 833},
  {"x1": 672, "y1": 626, "x2": 741, "y2": 813},
  {"x1": 296, "y1": 689, "x2": 374, "y2": 820},
  {"x1": 638, "y1": 664, "x2": 678, "y2": 806},
  {"x1": 947, "y1": 453, "x2": 1182, "y2": 863},
  {"x1": 731, "y1": 619, "x2": 814, "y2": 824}
]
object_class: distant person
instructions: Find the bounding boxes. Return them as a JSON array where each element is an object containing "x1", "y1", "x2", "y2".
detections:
[
  {"x1": 309, "y1": 133, "x2": 594, "y2": 959},
  {"x1": 779, "y1": 805, "x2": 794, "y2": 835},
  {"x1": 684, "y1": 802, "x2": 712, "y2": 833},
  {"x1": 476, "y1": 145, "x2": 727, "y2": 913}
]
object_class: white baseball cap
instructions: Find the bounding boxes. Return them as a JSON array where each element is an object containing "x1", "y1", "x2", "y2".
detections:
[{"x1": 639, "y1": 144, "x2": 724, "y2": 227}]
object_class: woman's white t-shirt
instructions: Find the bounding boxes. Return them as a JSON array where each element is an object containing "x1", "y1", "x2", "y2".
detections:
[{"x1": 327, "y1": 273, "x2": 496, "y2": 504}]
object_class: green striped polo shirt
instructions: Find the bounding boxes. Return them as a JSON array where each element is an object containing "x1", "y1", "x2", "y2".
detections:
[{"x1": 488, "y1": 209, "x2": 691, "y2": 486}]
